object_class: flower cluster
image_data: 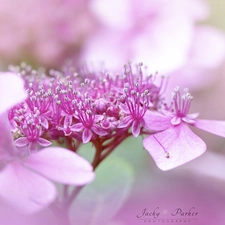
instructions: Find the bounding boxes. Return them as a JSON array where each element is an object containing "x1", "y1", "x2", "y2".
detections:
[
  {"x1": 7, "y1": 62, "x2": 225, "y2": 172},
  {"x1": 8, "y1": 63, "x2": 165, "y2": 151}
]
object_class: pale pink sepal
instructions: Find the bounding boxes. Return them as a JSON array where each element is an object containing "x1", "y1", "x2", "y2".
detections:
[
  {"x1": 132, "y1": 120, "x2": 141, "y2": 138},
  {"x1": 117, "y1": 116, "x2": 132, "y2": 128},
  {"x1": 0, "y1": 73, "x2": 27, "y2": 114},
  {"x1": 14, "y1": 137, "x2": 29, "y2": 147},
  {"x1": 70, "y1": 123, "x2": 84, "y2": 132},
  {"x1": 171, "y1": 116, "x2": 182, "y2": 125},
  {"x1": 143, "y1": 110, "x2": 172, "y2": 131},
  {"x1": 82, "y1": 128, "x2": 92, "y2": 143},
  {"x1": 0, "y1": 162, "x2": 57, "y2": 214},
  {"x1": 0, "y1": 114, "x2": 16, "y2": 157},
  {"x1": 143, "y1": 123, "x2": 206, "y2": 171},
  {"x1": 193, "y1": 119, "x2": 225, "y2": 137},
  {"x1": 23, "y1": 147, "x2": 95, "y2": 185},
  {"x1": 92, "y1": 125, "x2": 108, "y2": 136},
  {"x1": 37, "y1": 138, "x2": 52, "y2": 147}
]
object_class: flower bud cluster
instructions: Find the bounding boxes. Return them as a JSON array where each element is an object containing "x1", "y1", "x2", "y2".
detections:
[{"x1": 8, "y1": 62, "x2": 165, "y2": 150}]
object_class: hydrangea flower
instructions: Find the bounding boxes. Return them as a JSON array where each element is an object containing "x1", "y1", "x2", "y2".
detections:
[
  {"x1": 7, "y1": 62, "x2": 225, "y2": 173},
  {"x1": 143, "y1": 87, "x2": 225, "y2": 170},
  {"x1": 8, "y1": 63, "x2": 164, "y2": 146},
  {"x1": 0, "y1": 72, "x2": 95, "y2": 213}
]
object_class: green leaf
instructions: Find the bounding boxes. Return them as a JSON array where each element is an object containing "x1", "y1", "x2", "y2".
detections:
[{"x1": 69, "y1": 156, "x2": 134, "y2": 225}]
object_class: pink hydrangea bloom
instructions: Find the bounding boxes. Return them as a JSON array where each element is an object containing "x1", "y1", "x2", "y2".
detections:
[
  {"x1": 0, "y1": 0, "x2": 96, "y2": 67},
  {"x1": 143, "y1": 87, "x2": 225, "y2": 171},
  {"x1": 0, "y1": 73, "x2": 95, "y2": 213},
  {"x1": 0, "y1": 72, "x2": 27, "y2": 114},
  {"x1": 7, "y1": 63, "x2": 164, "y2": 145},
  {"x1": 6, "y1": 62, "x2": 225, "y2": 173}
]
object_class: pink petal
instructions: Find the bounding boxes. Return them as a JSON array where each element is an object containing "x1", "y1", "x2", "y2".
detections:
[
  {"x1": 182, "y1": 117, "x2": 196, "y2": 124},
  {"x1": 193, "y1": 119, "x2": 225, "y2": 137},
  {"x1": 92, "y1": 124, "x2": 108, "y2": 136},
  {"x1": 0, "y1": 114, "x2": 16, "y2": 157},
  {"x1": 82, "y1": 128, "x2": 93, "y2": 144},
  {"x1": 143, "y1": 110, "x2": 172, "y2": 131},
  {"x1": 186, "y1": 112, "x2": 199, "y2": 119},
  {"x1": 64, "y1": 115, "x2": 73, "y2": 128},
  {"x1": 161, "y1": 109, "x2": 174, "y2": 117},
  {"x1": 0, "y1": 73, "x2": 27, "y2": 114},
  {"x1": 143, "y1": 123, "x2": 206, "y2": 171},
  {"x1": 117, "y1": 116, "x2": 133, "y2": 128},
  {"x1": 171, "y1": 116, "x2": 182, "y2": 125},
  {"x1": 132, "y1": 120, "x2": 141, "y2": 138},
  {"x1": 40, "y1": 117, "x2": 49, "y2": 129},
  {"x1": 23, "y1": 147, "x2": 95, "y2": 186},
  {"x1": 70, "y1": 123, "x2": 84, "y2": 132},
  {"x1": 37, "y1": 138, "x2": 52, "y2": 147},
  {"x1": 14, "y1": 137, "x2": 29, "y2": 147},
  {"x1": 0, "y1": 162, "x2": 57, "y2": 214},
  {"x1": 94, "y1": 115, "x2": 104, "y2": 122}
]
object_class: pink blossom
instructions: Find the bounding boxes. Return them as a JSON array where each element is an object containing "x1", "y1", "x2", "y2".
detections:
[
  {"x1": 0, "y1": 73, "x2": 95, "y2": 213},
  {"x1": 8, "y1": 63, "x2": 165, "y2": 145},
  {"x1": 7, "y1": 62, "x2": 225, "y2": 173},
  {"x1": 143, "y1": 87, "x2": 225, "y2": 171},
  {"x1": 0, "y1": 0, "x2": 96, "y2": 68},
  {"x1": 82, "y1": 0, "x2": 206, "y2": 71},
  {"x1": 117, "y1": 64, "x2": 164, "y2": 137},
  {"x1": 70, "y1": 113, "x2": 108, "y2": 144},
  {"x1": 15, "y1": 121, "x2": 52, "y2": 151},
  {"x1": 82, "y1": 0, "x2": 225, "y2": 89},
  {"x1": 0, "y1": 72, "x2": 27, "y2": 114}
]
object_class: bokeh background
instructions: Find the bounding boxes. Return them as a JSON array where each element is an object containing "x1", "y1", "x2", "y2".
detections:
[{"x1": 0, "y1": 0, "x2": 225, "y2": 224}]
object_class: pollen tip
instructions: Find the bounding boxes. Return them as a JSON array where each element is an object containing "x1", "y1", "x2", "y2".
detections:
[{"x1": 165, "y1": 152, "x2": 170, "y2": 158}]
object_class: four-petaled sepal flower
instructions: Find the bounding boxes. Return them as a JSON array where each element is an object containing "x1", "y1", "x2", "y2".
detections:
[{"x1": 143, "y1": 88, "x2": 225, "y2": 170}]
